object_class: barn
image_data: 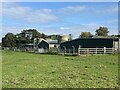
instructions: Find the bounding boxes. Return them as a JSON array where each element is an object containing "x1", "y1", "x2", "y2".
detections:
[
  {"x1": 37, "y1": 39, "x2": 59, "y2": 53},
  {"x1": 60, "y1": 38, "x2": 119, "y2": 51},
  {"x1": 37, "y1": 40, "x2": 59, "y2": 49}
]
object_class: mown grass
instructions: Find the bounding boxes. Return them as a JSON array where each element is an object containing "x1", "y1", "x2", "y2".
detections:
[{"x1": 2, "y1": 50, "x2": 118, "y2": 88}]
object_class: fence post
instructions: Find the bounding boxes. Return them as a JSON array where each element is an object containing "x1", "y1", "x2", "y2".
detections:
[
  {"x1": 63, "y1": 46, "x2": 66, "y2": 55},
  {"x1": 87, "y1": 48, "x2": 89, "y2": 54},
  {"x1": 78, "y1": 45, "x2": 81, "y2": 55},
  {"x1": 112, "y1": 48, "x2": 115, "y2": 54},
  {"x1": 104, "y1": 47, "x2": 106, "y2": 54},
  {"x1": 96, "y1": 47, "x2": 97, "y2": 54},
  {"x1": 72, "y1": 46, "x2": 75, "y2": 55},
  {"x1": 78, "y1": 48, "x2": 80, "y2": 55}
]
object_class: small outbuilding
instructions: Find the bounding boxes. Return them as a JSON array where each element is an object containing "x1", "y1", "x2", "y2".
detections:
[
  {"x1": 37, "y1": 39, "x2": 59, "y2": 49},
  {"x1": 37, "y1": 39, "x2": 59, "y2": 53}
]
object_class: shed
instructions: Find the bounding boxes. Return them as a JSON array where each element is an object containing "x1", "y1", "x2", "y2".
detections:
[
  {"x1": 60, "y1": 38, "x2": 118, "y2": 50},
  {"x1": 37, "y1": 40, "x2": 59, "y2": 49}
]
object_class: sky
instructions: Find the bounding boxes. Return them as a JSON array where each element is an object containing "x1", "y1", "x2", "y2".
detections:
[{"x1": 1, "y1": 2, "x2": 118, "y2": 41}]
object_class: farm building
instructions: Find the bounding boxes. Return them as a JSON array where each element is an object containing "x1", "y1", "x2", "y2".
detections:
[
  {"x1": 37, "y1": 39, "x2": 59, "y2": 49},
  {"x1": 23, "y1": 44, "x2": 34, "y2": 48},
  {"x1": 37, "y1": 39, "x2": 59, "y2": 53},
  {"x1": 60, "y1": 38, "x2": 119, "y2": 52},
  {"x1": 21, "y1": 44, "x2": 34, "y2": 51}
]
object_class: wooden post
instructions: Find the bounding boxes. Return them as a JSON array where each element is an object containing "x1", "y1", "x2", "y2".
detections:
[
  {"x1": 72, "y1": 46, "x2": 75, "y2": 55},
  {"x1": 78, "y1": 45, "x2": 81, "y2": 55},
  {"x1": 87, "y1": 48, "x2": 89, "y2": 54},
  {"x1": 96, "y1": 47, "x2": 97, "y2": 54},
  {"x1": 104, "y1": 47, "x2": 106, "y2": 54},
  {"x1": 112, "y1": 48, "x2": 115, "y2": 54},
  {"x1": 63, "y1": 46, "x2": 66, "y2": 55}
]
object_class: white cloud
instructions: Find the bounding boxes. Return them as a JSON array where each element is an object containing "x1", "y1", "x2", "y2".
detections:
[
  {"x1": 2, "y1": 4, "x2": 58, "y2": 23},
  {"x1": 1, "y1": 26, "x2": 22, "y2": 42},
  {"x1": 2, "y1": 26, "x2": 24, "y2": 37},
  {"x1": 1, "y1": 23, "x2": 118, "y2": 42},
  {"x1": 56, "y1": 24, "x2": 117, "y2": 38},
  {"x1": 59, "y1": 6, "x2": 86, "y2": 14},
  {"x1": 102, "y1": 19, "x2": 118, "y2": 25},
  {"x1": 1, "y1": 2, "x2": 118, "y2": 40},
  {"x1": 0, "y1": 4, "x2": 2, "y2": 17},
  {"x1": 60, "y1": 27, "x2": 70, "y2": 30},
  {"x1": 2, "y1": 2, "x2": 18, "y2": 7},
  {"x1": 38, "y1": 24, "x2": 101, "y2": 38},
  {"x1": 97, "y1": 6, "x2": 118, "y2": 13},
  {"x1": 24, "y1": 9, "x2": 57, "y2": 23}
]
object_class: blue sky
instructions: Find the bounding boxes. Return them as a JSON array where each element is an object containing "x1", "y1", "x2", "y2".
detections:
[{"x1": 1, "y1": 2, "x2": 118, "y2": 40}]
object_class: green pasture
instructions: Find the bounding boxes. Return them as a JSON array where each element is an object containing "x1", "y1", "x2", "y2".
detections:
[{"x1": 2, "y1": 51, "x2": 118, "y2": 88}]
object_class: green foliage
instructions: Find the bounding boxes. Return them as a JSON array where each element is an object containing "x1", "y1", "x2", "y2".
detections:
[
  {"x1": 80, "y1": 32, "x2": 93, "y2": 38},
  {"x1": 111, "y1": 34, "x2": 119, "y2": 37},
  {"x1": 2, "y1": 29, "x2": 47, "y2": 48},
  {"x1": 46, "y1": 51, "x2": 58, "y2": 55},
  {"x1": 41, "y1": 33, "x2": 47, "y2": 39},
  {"x1": 96, "y1": 27, "x2": 109, "y2": 36},
  {"x1": 47, "y1": 35, "x2": 58, "y2": 40},
  {"x1": 51, "y1": 35, "x2": 57, "y2": 40},
  {"x1": 2, "y1": 29, "x2": 60, "y2": 48},
  {"x1": 2, "y1": 33, "x2": 16, "y2": 48},
  {"x1": 2, "y1": 51, "x2": 118, "y2": 88},
  {"x1": 21, "y1": 29, "x2": 43, "y2": 39}
]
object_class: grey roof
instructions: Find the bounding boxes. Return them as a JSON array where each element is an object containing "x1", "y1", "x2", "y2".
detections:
[
  {"x1": 26, "y1": 43, "x2": 33, "y2": 45},
  {"x1": 46, "y1": 40, "x2": 58, "y2": 44},
  {"x1": 38, "y1": 39, "x2": 58, "y2": 45}
]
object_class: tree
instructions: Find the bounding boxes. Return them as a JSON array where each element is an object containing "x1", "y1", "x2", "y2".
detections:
[
  {"x1": 21, "y1": 29, "x2": 42, "y2": 39},
  {"x1": 95, "y1": 27, "x2": 109, "y2": 36},
  {"x1": 51, "y1": 35, "x2": 57, "y2": 40},
  {"x1": 80, "y1": 32, "x2": 93, "y2": 38},
  {"x1": 111, "y1": 34, "x2": 119, "y2": 37},
  {"x1": 19, "y1": 29, "x2": 45, "y2": 44},
  {"x1": 2, "y1": 33, "x2": 16, "y2": 48},
  {"x1": 41, "y1": 33, "x2": 47, "y2": 39},
  {"x1": 47, "y1": 35, "x2": 58, "y2": 40}
]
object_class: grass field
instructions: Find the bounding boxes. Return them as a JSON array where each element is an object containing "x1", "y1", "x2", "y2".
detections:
[{"x1": 2, "y1": 51, "x2": 118, "y2": 88}]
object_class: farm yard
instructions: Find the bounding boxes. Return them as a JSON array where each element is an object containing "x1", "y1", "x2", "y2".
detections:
[{"x1": 2, "y1": 51, "x2": 118, "y2": 88}]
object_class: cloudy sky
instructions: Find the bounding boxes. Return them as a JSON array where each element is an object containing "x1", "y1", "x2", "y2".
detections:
[{"x1": 1, "y1": 2, "x2": 118, "y2": 40}]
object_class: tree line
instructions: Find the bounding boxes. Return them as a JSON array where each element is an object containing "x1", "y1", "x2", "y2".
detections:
[
  {"x1": 2, "y1": 29, "x2": 59, "y2": 48},
  {"x1": 2, "y1": 26, "x2": 118, "y2": 48},
  {"x1": 80, "y1": 26, "x2": 109, "y2": 38}
]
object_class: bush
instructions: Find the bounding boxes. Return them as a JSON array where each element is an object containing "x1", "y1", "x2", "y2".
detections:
[{"x1": 46, "y1": 51, "x2": 58, "y2": 55}]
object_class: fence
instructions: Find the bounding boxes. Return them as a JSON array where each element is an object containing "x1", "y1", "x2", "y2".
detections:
[
  {"x1": 9, "y1": 47, "x2": 116, "y2": 55},
  {"x1": 78, "y1": 48, "x2": 115, "y2": 55},
  {"x1": 36, "y1": 47, "x2": 115, "y2": 55}
]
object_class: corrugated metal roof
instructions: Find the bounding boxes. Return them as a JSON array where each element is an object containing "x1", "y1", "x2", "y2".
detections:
[
  {"x1": 46, "y1": 40, "x2": 58, "y2": 44},
  {"x1": 38, "y1": 39, "x2": 58, "y2": 44},
  {"x1": 60, "y1": 38, "x2": 118, "y2": 44}
]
